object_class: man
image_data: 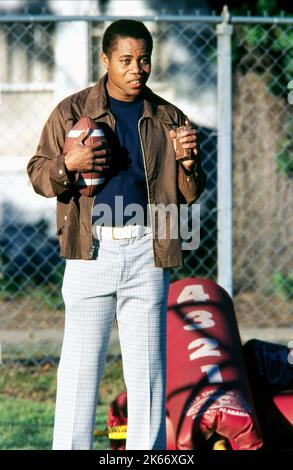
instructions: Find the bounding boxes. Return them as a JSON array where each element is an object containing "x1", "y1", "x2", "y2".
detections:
[{"x1": 27, "y1": 19, "x2": 205, "y2": 450}]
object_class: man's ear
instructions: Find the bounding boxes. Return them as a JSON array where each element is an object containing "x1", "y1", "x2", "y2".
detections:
[{"x1": 101, "y1": 52, "x2": 109, "y2": 70}]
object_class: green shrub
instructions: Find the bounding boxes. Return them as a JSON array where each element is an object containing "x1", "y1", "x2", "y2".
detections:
[{"x1": 272, "y1": 271, "x2": 293, "y2": 301}]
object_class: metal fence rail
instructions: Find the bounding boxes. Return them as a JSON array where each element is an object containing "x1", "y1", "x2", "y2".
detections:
[{"x1": 0, "y1": 11, "x2": 292, "y2": 365}]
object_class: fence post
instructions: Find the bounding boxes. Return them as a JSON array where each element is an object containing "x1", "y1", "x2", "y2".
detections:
[
  {"x1": 54, "y1": 21, "x2": 89, "y2": 103},
  {"x1": 216, "y1": 6, "x2": 233, "y2": 296}
]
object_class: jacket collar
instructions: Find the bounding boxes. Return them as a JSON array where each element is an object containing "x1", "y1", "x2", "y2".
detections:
[{"x1": 82, "y1": 73, "x2": 174, "y2": 124}]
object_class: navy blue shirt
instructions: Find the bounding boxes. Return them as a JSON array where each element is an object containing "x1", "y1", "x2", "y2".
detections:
[{"x1": 92, "y1": 95, "x2": 149, "y2": 226}]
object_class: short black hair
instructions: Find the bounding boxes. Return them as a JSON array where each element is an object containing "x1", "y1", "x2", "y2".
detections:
[{"x1": 102, "y1": 19, "x2": 153, "y2": 56}]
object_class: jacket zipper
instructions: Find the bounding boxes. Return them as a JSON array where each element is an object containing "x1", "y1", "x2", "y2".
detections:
[
  {"x1": 138, "y1": 116, "x2": 153, "y2": 235},
  {"x1": 89, "y1": 197, "x2": 96, "y2": 258}
]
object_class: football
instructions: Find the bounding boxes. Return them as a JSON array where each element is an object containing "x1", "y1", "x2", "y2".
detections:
[{"x1": 63, "y1": 116, "x2": 108, "y2": 197}]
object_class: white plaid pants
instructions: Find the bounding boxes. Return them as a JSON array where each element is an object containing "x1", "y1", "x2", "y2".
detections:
[{"x1": 52, "y1": 231, "x2": 170, "y2": 450}]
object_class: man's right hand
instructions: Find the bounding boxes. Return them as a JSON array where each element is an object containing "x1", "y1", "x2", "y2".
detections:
[{"x1": 64, "y1": 129, "x2": 111, "y2": 173}]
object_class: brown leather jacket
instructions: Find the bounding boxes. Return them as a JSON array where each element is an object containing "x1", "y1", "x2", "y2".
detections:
[{"x1": 27, "y1": 74, "x2": 206, "y2": 268}]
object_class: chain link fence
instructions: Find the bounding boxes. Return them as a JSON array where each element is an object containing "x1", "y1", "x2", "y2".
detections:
[
  {"x1": 0, "y1": 11, "x2": 292, "y2": 366},
  {"x1": 232, "y1": 20, "x2": 293, "y2": 337}
]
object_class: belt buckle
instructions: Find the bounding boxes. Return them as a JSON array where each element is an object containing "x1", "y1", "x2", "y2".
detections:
[
  {"x1": 112, "y1": 227, "x2": 125, "y2": 240},
  {"x1": 112, "y1": 227, "x2": 118, "y2": 240}
]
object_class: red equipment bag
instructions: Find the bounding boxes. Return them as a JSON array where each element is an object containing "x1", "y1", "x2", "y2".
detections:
[
  {"x1": 167, "y1": 277, "x2": 263, "y2": 450},
  {"x1": 107, "y1": 390, "x2": 127, "y2": 450},
  {"x1": 107, "y1": 391, "x2": 177, "y2": 450}
]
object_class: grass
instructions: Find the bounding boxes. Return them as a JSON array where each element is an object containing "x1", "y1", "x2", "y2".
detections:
[
  {"x1": 0, "y1": 395, "x2": 55, "y2": 450},
  {"x1": 0, "y1": 356, "x2": 125, "y2": 450},
  {"x1": 0, "y1": 278, "x2": 64, "y2": 311},
  {"x1": 0, "y1": 395, "x2": 109, "y2": 450}
]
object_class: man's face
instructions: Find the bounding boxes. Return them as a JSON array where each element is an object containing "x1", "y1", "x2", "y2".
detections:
[{"x1": 102, "y1": 36, "x2": 151, "y2": 101}]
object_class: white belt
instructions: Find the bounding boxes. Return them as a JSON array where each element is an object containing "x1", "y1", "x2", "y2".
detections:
[{"x1": 94, "y1": 225, "x2": 152, "y2": 240}]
